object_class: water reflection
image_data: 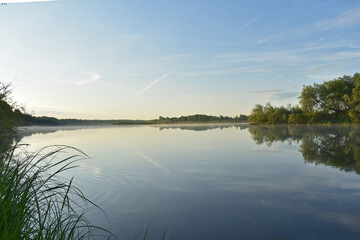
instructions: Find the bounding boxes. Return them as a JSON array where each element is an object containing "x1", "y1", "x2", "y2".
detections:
[
  {"x1": 17, "y1": 124, "x2": 249, "y2": 139},
  {"x1": 249, "y1": 125, "x2": 360, "y2": 174},
  {"x1": 0, "y1": 136, "x2": 14, "y2": 155},
  {"x1": 15, "y1": 124, "x2": 360, "y2": 176},
  {"x1": 18, "y1": 124, "x2": 360, "y2": 239},
  {"x1": 158, "y1": 123, "x2": 248, "y2": 131},
  {"x1": 0, "y1": 130, "x2": 23, "y2": 155},
  {"x1": 17, "y1": 125, "x2": 113, "y2": 138}
]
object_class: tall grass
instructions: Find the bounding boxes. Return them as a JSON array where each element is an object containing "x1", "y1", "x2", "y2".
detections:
[{"x1": 0, "y1": 144, "x2": 115, "y2": 240}]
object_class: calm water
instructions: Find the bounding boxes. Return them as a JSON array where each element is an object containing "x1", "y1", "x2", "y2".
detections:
[{"x1": 20, "y1": 125, "x2": 360, "y2": 240}]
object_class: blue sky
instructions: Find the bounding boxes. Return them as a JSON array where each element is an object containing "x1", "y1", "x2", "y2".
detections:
[{"x1": 1, "y1": 0, "x2": 360, "y2": 119}]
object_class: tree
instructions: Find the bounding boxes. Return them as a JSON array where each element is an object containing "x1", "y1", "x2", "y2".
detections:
[
  {"x1": 248, "y1": 104, "x2": 267, "y2": 124},
  {"x1": 299, "y1": 75, "x2": 355, "y2": 114},
  {"x1": 0, "y1": 82, "x2": 19, "y2": 137},
  {"x1": 344, "y1": 73, "x2": 360, "y2": 122},
  {"x1": 249, "y1": 73, "x2": 360, "y2": 125}
]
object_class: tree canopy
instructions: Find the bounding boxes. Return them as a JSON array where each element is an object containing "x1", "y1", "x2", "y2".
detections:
[
  {"x1": 249, "y1": 73, "x2": 360, "y2": 124},
  {"x1": 0, "y1": 83, "x2": 23, "y2": 138}
]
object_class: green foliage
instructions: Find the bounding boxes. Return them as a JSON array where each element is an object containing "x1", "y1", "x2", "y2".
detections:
[
  {"x1": 0, "y1": 83, "x2": 22, "y2": 138},
  {"x1": 0, "y1": 81, "x2": 115, "y2": 237},
  {"x1": 299, "y1": 75, "x2": 353, "y2": 113},
  {"x1": 249, "y1": 73, "x2": 360, "y2": 125},
  {"x1": 248, "y1": 104, "x2": 267, "y2": 124},
  {"x1": 0, "y1": 145, "x2": 115, "y2": 240},
  {"x1": 248, "y1": 102, "x2": 302, "y2": 125},
  {"x1": 299, "y1": 85, "x2": 320, "y2": 112},
  {"x1": 288, "y1": 113, "x2": 306, "y2": 125}
]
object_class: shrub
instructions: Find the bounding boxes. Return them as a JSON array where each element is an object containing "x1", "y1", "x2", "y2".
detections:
[{"x1": 288, "y1": 113, "x2": 307, "y2": 124}]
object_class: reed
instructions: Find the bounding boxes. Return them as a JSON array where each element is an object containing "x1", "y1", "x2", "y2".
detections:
[{"x1": 0, "y1": 144, "x2": 115, "y2": 240}]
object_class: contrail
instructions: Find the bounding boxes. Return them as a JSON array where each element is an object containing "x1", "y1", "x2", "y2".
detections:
[
  {"x1": 137, "y1": 152, "x2": 171, "y2": 173},
  {"x1": 136, "y1": 73, "x2": 169, "y2": 96},
  {"x1": 242, "y1": 214, "x2": 264, "y2": 227},
  {"x1": 239, "y1": 16, "x2": 261, "y2": 32}
]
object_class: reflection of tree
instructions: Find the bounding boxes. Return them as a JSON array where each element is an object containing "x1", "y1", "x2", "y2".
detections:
[
  {"x1": 0, "y1": 136, "x2": 14, "y2": 156},
  {"x1": 0, "y1": 132, "x2": 21, "y2": 157},
  {"x1": 248, "y1": 125, "x2": 360, "y2": 174},
  {"x1": 248, "y1": 126, "x2": 304, "y2": 146},
  {"x1": 1, "y1": 126, "x2": 92, "y2": 156},
  {"x1": 158, "y1": 124, "x2": 249, "y2": 132}
]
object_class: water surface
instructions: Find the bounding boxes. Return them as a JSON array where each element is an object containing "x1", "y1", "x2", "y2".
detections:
[{"x1": 20, "y1": 125, "x2": 360, "y2": 240}]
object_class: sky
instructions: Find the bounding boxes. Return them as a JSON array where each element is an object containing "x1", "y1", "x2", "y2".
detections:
[{"x1": 0, "y1": 0, "x2": 360, "y2": 119}]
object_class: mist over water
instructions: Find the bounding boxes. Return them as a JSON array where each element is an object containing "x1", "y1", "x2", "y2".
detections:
[{"x1": 20, "y1": 125, "x2": 360, "y2": 240}]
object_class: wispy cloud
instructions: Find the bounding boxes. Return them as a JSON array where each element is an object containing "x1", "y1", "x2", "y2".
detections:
[
  {"x1": 176, "y1": 65, "x2": 279, "y2": 77},
  {"x1": 136, "y1": 73, "x2": 169, "y2": 96},
  {"x1": 90, "y1": 22, "x2": 140, "y2": 41},
  {"x1": 158, "y1": 54, "x2": 191, "y2": 60},
  {"x1": 6, "y1": 0, "x2": 57, "y2": 3},
  {"x1": 308, "y1": 63, "x2": 340, "y2": 72},
  {"x1": 76, "y1": 73, "x2": 100, "y2": 86},
  {"x1": 270, "y1": 91, "x2": 299, "y2": 100},
  {"x1": 115, "y1": 34, "x2": 140, "y2": 40},
  {"x1": 217, "y1": 46, "x2": 360, "y2": 69},
  {"x1": 315, "y1": 9, "x2": 360, "y2": 30},
  {"x1": 239, "y1": 16, "x2": 261, "y2": 32},
  {"x1": 249, "y1": 89, "x2": 283, "y2": 94},
  {"x1": 257, "y1": 37, "x2": 270, "y2": 44},
  {"x1": 217, "y1": 50, "x2": 304, "y2": 65},
  {"x1": 306, "y1": 74, "x2": 343, "y2": 81},
  {"x1": 248, "y1": 89, "x2": 299, "y2": 101},
  {"x1": 137, "y1": 152, "x2": 171, "y2": 173}
]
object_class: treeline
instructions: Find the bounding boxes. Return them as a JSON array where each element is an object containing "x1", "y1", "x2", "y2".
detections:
[
  {"x1": 151, "y1": 114, "x2": 248, "y2": 124},
  {"x1": 20, "y1": 114, "x2": 118, "y2": 126},
  {"x1": 249, "y1": 73, "x2": 360, "y2": 124},
  {"x1": 0, "y1": 82, "x2": 120, "y2": 128},
  {"x1": 114, "y1": 114, "x2": 248, "y2": 125}
]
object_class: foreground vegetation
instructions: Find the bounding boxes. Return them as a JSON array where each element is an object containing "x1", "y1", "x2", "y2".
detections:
[
  {"x1": 0, "y1": 83, "x2": 116, "y2": 239},
  {"x1": 249, "y1": 73, "x2": 360, "y2": 124},
  {"x1": 0, "y1": 145, "x2": 114, "y2": 240},
  {"x1": 1, "y1": 82, "x2": 172, "y2": 240}
]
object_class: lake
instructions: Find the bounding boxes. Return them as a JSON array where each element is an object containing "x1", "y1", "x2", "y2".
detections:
[{"x1": 19, "y1": 124, "x2": 360, "y2": 240}]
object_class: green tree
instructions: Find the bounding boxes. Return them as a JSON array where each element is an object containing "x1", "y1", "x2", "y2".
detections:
[
  {"x1": 249, "y1": 73, "x2": 360, "y2": 125},
  {"x1": 0, "y1": 82, "x2": 21, "y2": 138},
  {"x1": 299, "y1": 74, "x2": 357, "y2": 115},
  {"x1": 248, "y1": 104, "x2": 267, "y2": 124}
]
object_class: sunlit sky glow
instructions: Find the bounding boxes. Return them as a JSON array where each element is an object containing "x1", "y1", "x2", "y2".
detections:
[{"x1": 1, "y1": 0, "x2": 360, "y2": 119}]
